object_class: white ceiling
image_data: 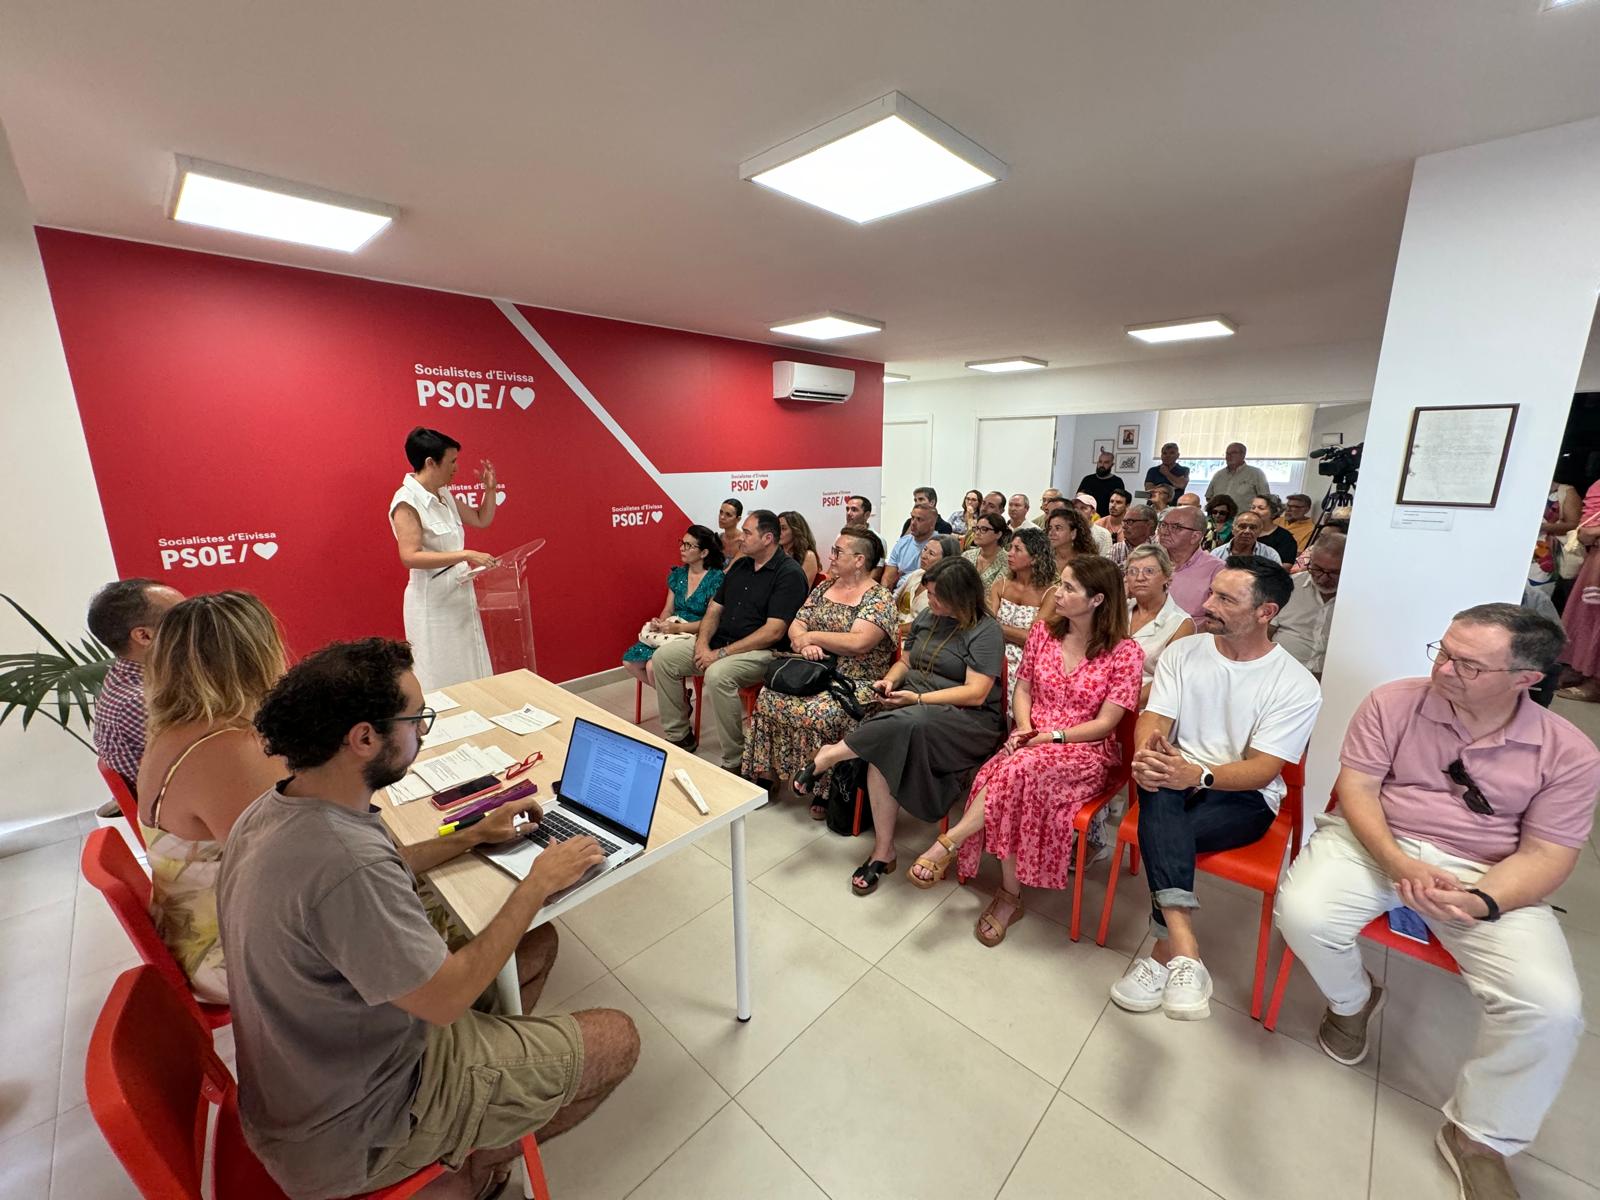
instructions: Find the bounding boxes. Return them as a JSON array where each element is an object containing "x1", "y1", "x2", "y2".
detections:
[{"x1": 3, "y1": 0, "x2": 1599, "y2": 382}]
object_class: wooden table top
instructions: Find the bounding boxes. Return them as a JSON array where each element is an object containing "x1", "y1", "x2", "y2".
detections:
[{"x1": 379, "y1": 670, "x2": 766, "y2": 932}]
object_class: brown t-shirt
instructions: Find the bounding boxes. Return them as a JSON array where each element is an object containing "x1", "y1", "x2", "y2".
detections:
[{"x1": 217, "y1": 785, "x2": 448, "y2": 1199}]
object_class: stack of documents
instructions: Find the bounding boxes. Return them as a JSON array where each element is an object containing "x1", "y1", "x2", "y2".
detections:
[
  {"x1": 386, "y1": 742, "x2": 517, "y2": 805},
  {"x1": 488, "y1": 704, "x2": 561, "y2": 735},
  {"x1": 419, "y1": 710, "x2": 494, "y2": 750}
]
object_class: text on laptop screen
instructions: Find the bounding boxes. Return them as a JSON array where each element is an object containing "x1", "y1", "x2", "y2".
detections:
[{"x1": 561, "y1": 719, "x2": 667, "y2": 840}]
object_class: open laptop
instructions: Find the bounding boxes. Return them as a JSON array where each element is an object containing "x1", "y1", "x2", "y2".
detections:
[{"x1": 477, "y1": 716, "x2": 666, "y2": 901}]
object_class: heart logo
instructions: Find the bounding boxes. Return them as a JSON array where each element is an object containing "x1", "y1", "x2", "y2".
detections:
[
  {"x1": 509, "y1": 386, "x2": 535, "y2": 411},
  {"x1": 253, "y1": 541, "x2": 279, "y2": 561},
  {"x1": 758, "y1": 479, "x2": 768, "y2": 489},
  {"x1": 649, "y1": 510, "x2": 663, "y2": 523},
  {"x1": 495, "y1": 490, "x2": 507, "y2": 506}
]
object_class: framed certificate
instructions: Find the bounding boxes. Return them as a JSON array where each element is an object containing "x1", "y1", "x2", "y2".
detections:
[{"x1": 1396, "y1": 404, "x2": 1518, "y2": 508}]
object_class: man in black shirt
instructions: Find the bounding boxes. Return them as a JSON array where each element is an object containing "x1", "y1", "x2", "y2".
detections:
[
  {"x1": 899, "y1": 486, "x2": 954, "y2": 536},
  {"x1": 652, "y1": 509, "x2": 809, "y2": 767},
  {"x1": 1077, "y1": 450, "x2": 1126, "y2": 516}
]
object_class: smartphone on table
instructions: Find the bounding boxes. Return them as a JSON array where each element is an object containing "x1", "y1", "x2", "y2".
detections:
[{"x1": 429, "y1": 774, "x2": 503, "y2": 811}]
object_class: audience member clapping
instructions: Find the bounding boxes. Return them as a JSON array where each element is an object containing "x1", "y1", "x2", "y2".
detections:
[
  {"x1": 750, "y1": 527, "x2": 896, "y2": 818},
  {"x1": 962, "y1": 511, "x2": 1009, "y2": 590},
  {"x1": 909, "y1": 558, "x2": 1141, "y2": 948},
  {"x1": 1125, "y1": 545, "x2": 1195, "y2": 707},
  {"x1": 621, "y1": 525, "x2": 725, "y2": 689},
  {"x1": 779, "y1": 510, "x2": 822, "y2": 583}
]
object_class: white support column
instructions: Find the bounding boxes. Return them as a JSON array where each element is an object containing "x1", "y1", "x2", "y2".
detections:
[{"x1": 1309, "y1": 116, "x2": 1600, "y2": 813}]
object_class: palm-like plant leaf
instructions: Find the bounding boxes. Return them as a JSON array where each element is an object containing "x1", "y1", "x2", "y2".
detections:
[{"x1": 0, "y1": 593, "x2": 111, "y2": 752}]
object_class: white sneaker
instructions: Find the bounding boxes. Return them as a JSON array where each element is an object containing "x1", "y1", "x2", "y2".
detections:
[
  {"x1": 1110, "y1": 956, "x2": 1170, "y2": 1012},
  {"x1": 1161, "y1": 956, "x2": 1213, "y2": 1020}
]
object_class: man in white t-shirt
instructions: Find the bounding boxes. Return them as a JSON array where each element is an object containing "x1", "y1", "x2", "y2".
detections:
[{"x1": 1110, "y1": 556, "x2": 1322, "y2": 1020}]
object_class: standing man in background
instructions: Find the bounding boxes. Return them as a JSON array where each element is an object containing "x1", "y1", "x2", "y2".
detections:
[
  {"x1": 1145, "y1": 443, "x2": 1191, "y2": 499},
  {"x1": 1206, "y1": 443, "x2": 1270, "y2": 513},
  {"x1": 1078, "y1": 450, "x2": 1125, "y2": 516}
]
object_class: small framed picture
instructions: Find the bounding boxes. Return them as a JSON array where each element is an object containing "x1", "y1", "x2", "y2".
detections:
[
  {"x1": 1092, "y1": 438, "x2": 1114, "y2": 458},
  {"x1": 1115, "y1": 451, "x2": 1140, "y2": 474},
  {"x1": 1117, "y1": 425, "x2": 1140, "y2": 449}
]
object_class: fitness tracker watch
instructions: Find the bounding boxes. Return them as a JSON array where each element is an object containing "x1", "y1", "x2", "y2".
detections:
[
  {"x1": 1198, "y1": 769, "x2": 1215, "y2": 790},
  {"x1": 1466, "y1": 887, "x2": 1501, "y2": 922}
]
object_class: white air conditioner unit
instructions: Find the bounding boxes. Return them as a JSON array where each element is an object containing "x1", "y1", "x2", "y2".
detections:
[{"x1": 773, "y1": 361, "x2": 855, "y2": 404}]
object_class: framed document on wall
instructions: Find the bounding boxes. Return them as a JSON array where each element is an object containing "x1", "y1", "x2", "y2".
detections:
[{"x1": 1396, "y1": 404, "x2": 1518, "y2": 508}]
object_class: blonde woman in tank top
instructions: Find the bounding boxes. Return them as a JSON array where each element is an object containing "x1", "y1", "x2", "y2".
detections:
[{"x1": 136, "y1": 592, "x2": 288, "y2": 1004}]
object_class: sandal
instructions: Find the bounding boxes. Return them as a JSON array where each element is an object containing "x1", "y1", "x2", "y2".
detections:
[
  {"x1": 1557, "y1": 685, "x2": 1600, "y2": 703},
  {"x1": 908, "y1": 834, "x2": 958, "y2": 889},
  {"x1": 792, "y1": 760, "x2": 820, "y2": 796},
  {"x1": 810, "y1": 802, "x2": 828, "y2": 821},
  {"x1": 851, "y1": 856, "x2": 898, "y2": 896},
  {"x1": 975, "y1": 887, "x2": 1025, "y2": 946}
]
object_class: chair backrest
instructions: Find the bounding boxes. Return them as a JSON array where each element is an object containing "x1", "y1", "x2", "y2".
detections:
[
  {"x1": 97, "y1": 759, "x2": 148, "y2": 850},
  {"x1": 1113, "y1": 707, "x2": 1139, "y2": 775},
  {"x1": 88, "y1": 965, "x2": 289, "y2": 1200},
  {"x1": 1280, "y1": 751, "x2": 1309, "y2": 847},
  {"x1": 80, "y1": 828, "x2": 203, "y2": 1020}
]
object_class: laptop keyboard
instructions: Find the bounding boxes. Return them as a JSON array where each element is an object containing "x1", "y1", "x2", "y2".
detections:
[{"x1": 526, "y1": 811, "x2": 623, "y2": 856}]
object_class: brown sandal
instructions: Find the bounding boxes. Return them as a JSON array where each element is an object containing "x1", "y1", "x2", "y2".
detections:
[
  {"x1": 908, "y1": 834, "x2": 958, "y2": 888},
  {"x1": 975, "y1": 888, "x2": 1025, "y2": 946}
]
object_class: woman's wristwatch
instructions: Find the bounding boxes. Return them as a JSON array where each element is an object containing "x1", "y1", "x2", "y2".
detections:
[{"x1": 1050, "y1": 730, "x2": 1065, "y2": 744}]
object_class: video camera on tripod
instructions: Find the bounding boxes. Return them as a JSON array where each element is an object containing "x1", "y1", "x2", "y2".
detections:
[{"x1": 1308, "y1": 441, "x2": 1362, "y2": 489}]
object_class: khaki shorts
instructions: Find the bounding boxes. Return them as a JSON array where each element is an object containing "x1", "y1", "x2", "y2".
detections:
[{"x1": 363, "y1": 1008, "x2": 585, "y2": 1190}]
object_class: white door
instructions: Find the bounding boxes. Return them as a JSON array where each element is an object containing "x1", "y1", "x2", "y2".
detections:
[
  {"x1": 881, "y1": 417, "x2": 931, "y2": 531},
  {"x1": 976, "y1": 417, "x2": 1056, "y2": 508}
]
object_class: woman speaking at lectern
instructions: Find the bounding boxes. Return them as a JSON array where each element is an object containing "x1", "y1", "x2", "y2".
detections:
[{"x1": 389, "y1": 426, "x2": 500, "y2": 690}]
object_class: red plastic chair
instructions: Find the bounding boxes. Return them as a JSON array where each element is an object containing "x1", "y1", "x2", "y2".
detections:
[
  {"x1": 80, "y1": 827, "x2": 230, "y2": 1031},
  {"x1": 1066, "y1": 707, "x2": 1140, "y2": 941},
  {"x1": 1262, "y1": 792, "x2": 1460, "y2": 1031},
  {"x1": 97, "y1": 759, "x2": 147, "y2": 851},
  {"x1": 1095, "y1": 753, "x2": 1308, "y2": 1020},
  {"x1": 633, "y1": 674, "x2": 704, "y2": 741},
  {"x1": 86, "y1": 965, "x2": 552, "y2": 1200}
]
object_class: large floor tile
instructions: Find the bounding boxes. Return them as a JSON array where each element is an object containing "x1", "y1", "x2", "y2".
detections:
[
  {"x1": 530, "y1": 918, "x2": 608, "y2": 1014},
  {"x1": 1372, "y1": 1082, "x2": 1598, "y2": 1199},
  {"x1": 1064, "y1": 998, "x2": 1376, "y2": 1200},
  {"x1": 68, "y1": 880, "x2": 141, "y2": 981},
  {"x1": 537, "y1": 974, "x2": 727, "y2": 1200},
  {"x1": 557, "y1": 844, "x2": 730, "y2": 968},
  {"x1": 0, "y1": 841, "x2": 78, "y2": 923},
  {"x1": 1262, "y1": 938, "x2": 1387, "y2": 1076},
  {"x1": 56, "y1": 962, "x2": 134, "y2": 1115},
  {"x1": 998, "y1": 1093, "x2": 1220, "y2": 1200},
  {"x1": 616, "y1": 889, "x2": 869, "y2": 1092},
  {"x1": 698, "y1": 798, "x2": 827, "y2": 881},
  {"x1": 49, "y1": 1103, "x2": 138, "y2": 1200},
  {"x1": 0, "y1": 1119, "x2": 55, "y2": 1200},
  {"x1": 1550, "y1": 842, "x2": 1600, "y2": 937},
  {"x1": 628, "y1": 1102, "x2": 825, "y2": 1200},
  {"x1": 955, "y1": 840, "x2": 1150, "y2": 953},
  {"x1": 1376, "y1": 950, "x2": 1489, "y2": 1110},
  {"x1": 739, "y1": 970, "x2": 1054, "y2": 1200},
  {"x1": 0, "y1": 901, "x2": 73, "y2": 1142},
  {"x1": 880, "y1": 883, "x2": 1131, "y2": 1084},
  {"x1": 1564, "y1": 921, "x2": 1600, "y2": 1031},
  {"x1": 1530, "y1": 1032, "x2": 1600, "y2": 1186},
  {"x1": 753, "y1": 823, "x2": 958, "y2": 962}
]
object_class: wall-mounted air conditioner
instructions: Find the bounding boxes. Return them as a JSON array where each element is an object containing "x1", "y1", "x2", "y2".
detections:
[{"x1": 773, "y1": 361, "x2": 855, "y2": 404}]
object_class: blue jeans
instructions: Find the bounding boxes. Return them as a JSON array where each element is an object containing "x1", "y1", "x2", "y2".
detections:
[{"x1": 1136, "y1": 786, "x2": 1275, "y2": 938}]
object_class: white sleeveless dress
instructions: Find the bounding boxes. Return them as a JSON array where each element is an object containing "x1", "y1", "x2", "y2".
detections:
[{"x1": 390, "y1": 474, "x2": 493, "y2": 690}]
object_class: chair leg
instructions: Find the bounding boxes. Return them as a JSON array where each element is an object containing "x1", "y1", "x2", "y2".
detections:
[
  {"x1": 633, "y1": 680, "x2": 642, "y2": 725},
  {"x1": 1095, "y1": 838, "x2": 1127, "y2": 947},
  {"x1": 690, "y1": 677, "x2": 703, "y2": 741},
  {"x1": 521, "y1": 1134, "x2": 552, "y2": 1200},
  {"x1": 1250, "y1": 892, "x2": 1274, "y2": 1020},
  {"x1": 1128, "y1": 844, "x2": 1140, "y2": 876},
  {"x1": 1070, "y1": 824, "x2": 1088, "y2": 942},
  {"x1": 1262, "y1": 945, "x2": 1296, "y2": 1032},
  {"x1": 851, "y1": 786, "x2": 863, "y2": 837}
]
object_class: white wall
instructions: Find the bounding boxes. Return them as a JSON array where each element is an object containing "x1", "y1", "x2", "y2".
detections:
[
  {"x1": 1053, "y1": 409, "x2": 1160, "y2": 499},
  {"x1": 885, "y1": 339, "x2": 1379, "y2": 515},
  {"x1": 1311, "y1": 115, "x2": 1600, "y2": 815},
  {"x1": 1302, "y1": 402, "x2": 1370, "y2": 507},
  {"x1": 0, "y1": 121, "x2": 118, "y2": 837}
]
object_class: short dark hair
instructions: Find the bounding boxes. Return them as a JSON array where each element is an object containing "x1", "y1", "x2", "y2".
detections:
[
  {"x1": 915, "y1": 486, "x2": 939, "y2": 505},
  {"x1": 922, "y1": 556, "x2": 986, "y2": 629},
  {"x1": 1258, "y1": 493, "x2": 1285, "y2": 518},
  {"x1": 977, "y1": 511, "x2": 1010, "y2": 537},
  {"x1": 1148, "y1": 482, "x2": 1173, "y2": 500},
  {"x1": 684, "y1": 524, "x2": 725, "y2": 571},
  {"x1": 1454, "y1": 602, "x2": 1567, "y2": 672},
  {"x1": 255, "y1": 637, "x2": 414, "y2": 771},
  {"x1": 840, "y1": 524, "x2": 884, "y2": 568},
  {"x1": 748, "y1": 508, "x2": 781, "y2": 543},
  {"x1": 721, "y1": 497, "x2": 744, "y2": 519},
  {"x1": 848, "y1": 495, "x2": 872, "y2": 514},
  {"x1": 1111, "y1": 488, "x2": 1132, "y2": 505},
  {"x1": 404, "y1": 427, "x2": 460, "y2": 472},
  {"x1": 1222, "y1": 556, "x2": 1293, "y2": 612},
  {"x1": 1287, "y1": 493, "x2": 1312, "y2": 507},
  {"x1": 87, "y1": 579, "x2": 162, "y2": 655}
]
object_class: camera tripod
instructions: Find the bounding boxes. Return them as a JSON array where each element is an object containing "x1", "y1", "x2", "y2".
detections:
[{"x1": 1307, "y1": 480, "x2": 1354, "y2": 549}]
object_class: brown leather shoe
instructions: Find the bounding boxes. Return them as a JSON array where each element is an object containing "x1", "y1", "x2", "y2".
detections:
[
  {"x1": 1435, "y1": 1123, "x2": 1520, "y2": 1200},
  {"x1": 1317, "y1": 977, "x2": 1385, "y2": 1065}
]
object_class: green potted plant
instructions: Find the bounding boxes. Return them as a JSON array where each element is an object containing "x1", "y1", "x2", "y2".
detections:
[{"x1": 0, "y1": 593, "x2": 111, "y2": 751}]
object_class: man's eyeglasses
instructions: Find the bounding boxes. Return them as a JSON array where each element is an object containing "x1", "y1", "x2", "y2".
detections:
[
  {"x1": 379, "y1": 706, "x2": 437, "y2": 736},
  {"x1": 1307, "y1": 563, "x2": 1341, "y2": 580},
  {"x1": 1158, "y1": 520, "x2": 1200, "y2": 536},
  {"x1": 1425, "y1": 642, "x2": 1523, "y2": 682},
  {"x1": 1443, "y1": 757, "x2": 1493, "y2": 815}
]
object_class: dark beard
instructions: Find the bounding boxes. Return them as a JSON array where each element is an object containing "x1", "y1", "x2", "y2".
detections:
[
  {"x1": 1095, "y1": 468, "x2": 1110, "y2": 477},
  {"x1": 362, "y1": 734, "x2": 413, "y2": 791}
]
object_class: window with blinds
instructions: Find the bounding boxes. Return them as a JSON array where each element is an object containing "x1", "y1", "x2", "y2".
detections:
[{"x1": 1155, "y1": 404, "x2": 1315, "y2": 460}]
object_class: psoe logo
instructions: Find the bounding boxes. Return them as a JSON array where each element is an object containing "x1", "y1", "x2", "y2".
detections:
[
  {"x1": 413, "y1": 364, "x2": 536, "y2": 411},
  {"x1": 610, "y1": 503, "x2": 665, "y2": 529},
  {"x1": 450, "y1": 484, "x2": 509, "y2": 510},
  {"x1": 821, "y1": 489, "x2": 851, "y2": 510},
  {"x1": 729, "y1": 472, "x2": 769, "y2": 495},
  {"x1": 157, "y1": 530, "x2": 280, "y2": 570}
]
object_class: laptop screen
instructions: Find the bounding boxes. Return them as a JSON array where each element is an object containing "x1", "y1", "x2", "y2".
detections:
[{"x1": 560, "y1": 718, "x2": 668, "y2": 840}]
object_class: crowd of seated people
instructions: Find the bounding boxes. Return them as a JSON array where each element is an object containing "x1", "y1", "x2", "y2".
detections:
[{"x1": 896, "y1": 533, "x2": 962, "y2": 629}]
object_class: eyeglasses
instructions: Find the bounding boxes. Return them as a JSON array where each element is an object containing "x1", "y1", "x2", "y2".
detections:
[
  {"x1": 1307, "y1": 563, "x2": 1341, "y2": 580},
  {"x1": 379, "y1": 706, "x2": 437, "y2": 736},
  {"x1": 678, "y1": 540, "x2": 701, "y2": 550},
  {"x1": 1443, "y1": 757, "x2": 1493, "y2": 815},
  {"x1": 1157, "y1": 521, "x2": 1200, "y2": 536},
  {"x1": 1124, "y1": 566, "x2": 1164, "y2": 580},
  {"x1": 1425, "y1": 642, "x2": 1523, "y2": 682}
]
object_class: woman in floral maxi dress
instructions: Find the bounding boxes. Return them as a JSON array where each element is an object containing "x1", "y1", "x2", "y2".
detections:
[{"x1": 908, "y1": 555, "x2": 1142, "y2": 946}]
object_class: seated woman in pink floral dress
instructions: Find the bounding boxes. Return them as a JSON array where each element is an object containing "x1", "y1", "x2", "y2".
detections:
[{"x1": 907, "y1": 555, "x2": 1142, "y2": 946}]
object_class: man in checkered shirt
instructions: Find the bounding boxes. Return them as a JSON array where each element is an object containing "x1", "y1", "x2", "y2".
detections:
[{"x1": 87, "y1": 579, "x2": 183, "y2": 791}]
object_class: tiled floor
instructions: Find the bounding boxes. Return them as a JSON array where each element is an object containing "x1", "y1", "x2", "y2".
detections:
[{"x1": 3, "y1": 679, "x2": 1598, "y2": 1199}]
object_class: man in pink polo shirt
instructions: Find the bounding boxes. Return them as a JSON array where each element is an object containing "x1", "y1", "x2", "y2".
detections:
[
  {"x1": 1155, "y1": 505, "x2": 1222, "y2": 619},
  {"x1": 1277, "y1": 603, "x2": 1598, "y2": 1200}
]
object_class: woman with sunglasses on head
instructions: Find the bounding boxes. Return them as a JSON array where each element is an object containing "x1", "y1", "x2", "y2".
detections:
[
  {"x1": 622, "y1": 525, "x2": 726, "y2": 691},
  {"x1": 1205, "y1": 495, "x2": 1237, "y2": 551}
]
